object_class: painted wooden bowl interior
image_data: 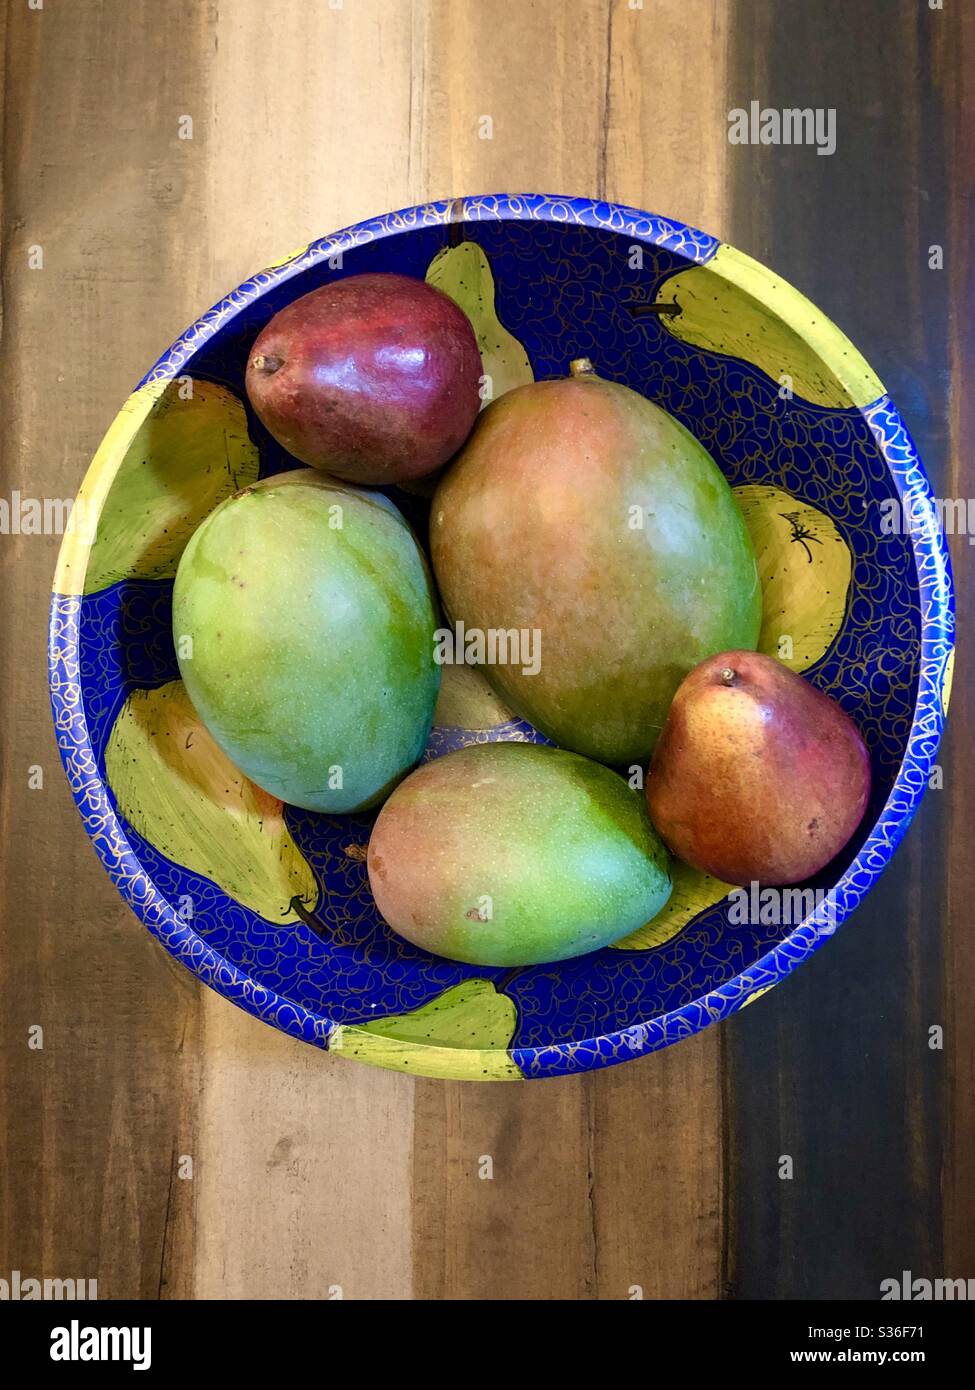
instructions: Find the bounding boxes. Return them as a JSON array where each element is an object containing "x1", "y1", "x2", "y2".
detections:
[{"x1": 49, "y1": 196, "x2": 953, "y2": 1081}]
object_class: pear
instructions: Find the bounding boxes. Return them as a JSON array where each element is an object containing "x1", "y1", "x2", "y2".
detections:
[
  {"x1": 82, "y1": 378, "x2": 259, "y2": 595},
  {"x1": 656, "y1": 243, "x2": 884, "y2": 409},
  {"x1": 732, "y1": 484, "x2": 852, "y2": 673},
  {"x1": 646, "y1": 651, "x2": 871, "y2": 886},
  {"x1": 104, "y1": 681, "x2": 317, "y2": 921}
]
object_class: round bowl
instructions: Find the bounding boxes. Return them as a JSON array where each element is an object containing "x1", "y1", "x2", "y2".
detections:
[{"x1": 49, "y1": 195, "x2": 954, "y2": 1081}]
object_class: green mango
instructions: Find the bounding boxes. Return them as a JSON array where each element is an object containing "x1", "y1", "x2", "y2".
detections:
[
  {"x1": 612, "y1": 856, "x2": 734, "y2": 951},
  {"x1": 425, "y1": 241, "x2": 534, "y2": 408},
  {"x1": 329, "y1": 980, "x2": 523, "y2": 1081},
  {"x1": 104, "y1": 681, "x2": 317, "y2": 921},
  {"x1": 367, "y1": 742, "x2": 672, "y2": 966},
  {"x1": 431, "y1": 361, "x2": 762, "y2": 766},
  {"x1": 172, "y1": 469, "x2": 440, "y2": 813}
]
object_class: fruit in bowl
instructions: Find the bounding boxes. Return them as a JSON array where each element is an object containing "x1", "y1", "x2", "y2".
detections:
[
  {"x1": 646, "y1": 651, "x2": 872, "y2": 886},
  {"x1": 50, "y1": 197, "x2": 952, "y2": 1081},
  {"x1": 245, "y1": 273, "x2": 482, "y2": 485},
  {"x1": 172, "y1": 468, "x2": 441, "y2": 814},
  {"x1": 177, "y1": 305, "x2": 865, "y2": 964},
  {"x1": 430, "y1": 357, "x2": 763, "y2": 765},
  {"x1": 367, "y1": 742, "x2": 672, "y2": 967}
]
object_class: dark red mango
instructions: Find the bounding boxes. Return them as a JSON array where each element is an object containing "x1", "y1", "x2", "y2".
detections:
[{"x1": 245, "y1": 272, "x2": 481, "y2": 485}]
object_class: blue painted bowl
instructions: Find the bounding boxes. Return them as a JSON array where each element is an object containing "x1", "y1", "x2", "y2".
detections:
[{"x1": 49, "y1": 196, "x2": 954, "y2": 1081}]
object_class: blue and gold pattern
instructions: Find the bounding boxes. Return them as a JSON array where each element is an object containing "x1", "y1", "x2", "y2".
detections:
[{"x1": 49, "y1": 195, "x2": 953, "y2": 1081}]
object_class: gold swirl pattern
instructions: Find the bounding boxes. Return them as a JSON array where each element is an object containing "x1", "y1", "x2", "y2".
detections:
[{"x1": 48, "y1": 197, "x2": 953, "y2": 1081}]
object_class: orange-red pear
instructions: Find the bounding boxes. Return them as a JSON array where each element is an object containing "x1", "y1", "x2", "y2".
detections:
[{"x1": 646, "y1": 651, "x2": 871, "y2": 886}]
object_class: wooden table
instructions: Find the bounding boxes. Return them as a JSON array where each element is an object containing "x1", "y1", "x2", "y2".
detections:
[{"x1": 1, "y1": 0, "x2": 971, "y2": 1299}]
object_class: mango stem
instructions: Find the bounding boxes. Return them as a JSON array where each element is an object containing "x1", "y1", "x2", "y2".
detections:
[{"x1": 251, "y1": 354, "x2": 283, "y2": 373}]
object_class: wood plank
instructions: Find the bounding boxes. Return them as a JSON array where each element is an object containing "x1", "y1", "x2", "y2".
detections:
[
  {"x1": 180, "y1": 0, "x2": 419, "y2": 1301},
  {"x1": 408, "y1": 0, "x2": 608, "y2": 1299},
  {"x1": 723, "y1": 0, "x2": 951, "y2": 1299},
  {"x1": 191, "y1": 1012, "x2": 414, "y2": 1301},
  {"x1": 412, "y1": 1075, "x2": 596, "y2": 1300},
  {"x1": 588, "y1": 0, "x2": 732, "y2": 1302},
  {"x1": 0, "y1": 0, "x2": 213, "y2": 1300},
  {"x1": 7, "y1": 0, "x2": 963, "y2": 1304},
  {"x1": 944, "y1": 0, "x2": 975, "y2": 1282},
  {"x1": 589, "y1": 1032, "x2": 723, "y2": 1299},
  {"x1": 205, "y1": 0, "x2": 415, "y2": 288},
  {"x1": 409, "y1": 0, "x2": 729, "y2": 1301}
]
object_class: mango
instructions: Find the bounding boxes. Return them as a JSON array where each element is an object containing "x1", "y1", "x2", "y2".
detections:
[
  {"x1": 611, "y1": 856, "x2": 735, "y2": 952},
  {"x1": 646, "y1": 650, "x2": 871, "y2": 886},
  {"x1": 431, "y1": 661, "x2": 517, "y2": 731},
  {"x1": 245, "y1": 273, "x2": 481, "y2": 485},
  {"x1": 431, "y1": 360, "x2": 762, "y2": 765},
  {"x1": 172, "y1": 469, "x2": 440, "y2": 813},
  {"x1": 367, "y1": 742, "x2": 672, "y2": 966}
]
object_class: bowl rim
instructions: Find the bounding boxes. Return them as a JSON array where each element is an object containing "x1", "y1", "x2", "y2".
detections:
[{"x1": 49, "y1": 193, "x2": 955, "y2": 1081}]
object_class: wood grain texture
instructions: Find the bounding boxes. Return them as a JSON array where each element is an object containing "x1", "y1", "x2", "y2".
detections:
[
  {"x1": 723, "y1": 0, "x2": 955, "y2": 1299},
  {"x1": 944, "y1": 0, "x2": 975, "y2": 1282},
  {"x1": 0, "y1": 0, "x2": 968, "y2": 1303},
  {"x1": 408, "y1": 0, "x2": 730, "y2": 1302},
  {"x1": 407, "y1": 0, "x2": 617, "y2": 1300},
  {"x1": 207, "y1": 0, "x2": 415, "y2": 289},
  {"x1": 178, "y1": 0, "x2": 419, "y2": 1304},
  {"x1": 0, "y1": 0, "x2": 213, "y2": 1300},
  {"x1": 190, "y1": 1014, "x2": 414, "y2": 1301}
]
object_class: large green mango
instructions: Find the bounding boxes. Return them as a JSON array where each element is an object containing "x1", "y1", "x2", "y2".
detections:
[
  {"x1": 430, "y1": 363, "x2": 762, "y2": 766},
  {"x1": 172, "y1": 469, "x2": 440, "y2": 813},
  {"x1": 367, "y1": 742, "x2": 672, "y2": 967}
]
